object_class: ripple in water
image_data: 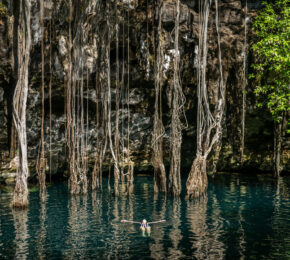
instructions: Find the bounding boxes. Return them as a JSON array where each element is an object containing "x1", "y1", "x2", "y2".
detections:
[{"x1": 0, "y1": 174, "x2": 289, "y2": 259}]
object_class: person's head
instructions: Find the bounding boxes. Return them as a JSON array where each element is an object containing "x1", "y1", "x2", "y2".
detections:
[{"x1": 142, "y1": 219, "x2": 147, "y2": 224}]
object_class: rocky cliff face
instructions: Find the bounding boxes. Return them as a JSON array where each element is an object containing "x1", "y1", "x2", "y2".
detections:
[{"x1": 0, "y1": 0, "x2": 289, "y2": 183}]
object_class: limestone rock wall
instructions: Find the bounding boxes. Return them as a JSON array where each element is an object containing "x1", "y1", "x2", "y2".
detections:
[{"x1": 0, "y1": 0, "x2": 288, "y2": 182}]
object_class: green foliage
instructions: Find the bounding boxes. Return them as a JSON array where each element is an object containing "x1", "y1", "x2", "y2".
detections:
[
  {"x1": 0, "y1": 3, "x2": 7, "y2": 15},
  {"x1": 249, "y1": 0, "x2": 290, "y2": 132}
]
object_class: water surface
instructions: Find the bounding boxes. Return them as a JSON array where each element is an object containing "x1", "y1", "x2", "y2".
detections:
[{"x1": 0, "y1": 174, "x2": 289, "y2": 259}]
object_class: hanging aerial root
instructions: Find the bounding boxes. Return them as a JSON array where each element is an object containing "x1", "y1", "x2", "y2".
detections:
[
  {"x1": 35, "y1": 0, "x2": 47, "y2": 203},
  {"x1": 126, "y1": 162, "x2": 134, "y2": 195},
  {"x1": 68, "y1": 174, "x2": 80, "y2": 195},
  {"x1": 168, "y1": 0, "x2": 184, "y2": 197},
  {"x1": 12, "y1": 179, "x2": 29, "y2": 208},
  {"x1": 12, "y1": 0, "x2": 31, "y2": 208},
  {"x1": 186, "y1": 0, "x2": 225, "y2": 198},
  {"x1": 91, "y1": 154, "x2": 99, "y2": 190},
  {"x1": 152, "y1": 2, "x2": 167, "y2": 194},
  {"x1": 153, "y1": 156, "x2": 167, "y2": 193},
  {"x1": 186, "y1": 155, "x2": 208, "y2": 199}
]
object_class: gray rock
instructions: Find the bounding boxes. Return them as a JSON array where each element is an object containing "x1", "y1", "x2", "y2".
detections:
[
  {"x1": 0, "y1": 0, "x2": 288, "y2": 176},
  {"x1": 0, "y1": 172, "x2": 16, "y2": 182}
]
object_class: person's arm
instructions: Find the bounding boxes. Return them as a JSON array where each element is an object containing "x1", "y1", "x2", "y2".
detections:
[
  {"x1": 148, "y1": 220, "x2": 166, "y2": 224},
  {"x1": 121, "y1": 220, "x2": 140, "y2": 224}
]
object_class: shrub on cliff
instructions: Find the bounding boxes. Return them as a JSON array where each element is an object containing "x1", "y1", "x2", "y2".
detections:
[
  {"x1": 250, "y1": 0, "x2": 289, "y2": 131},
  {"x1": 250, "y1": 0, "x2": 289, "y2": 176}
]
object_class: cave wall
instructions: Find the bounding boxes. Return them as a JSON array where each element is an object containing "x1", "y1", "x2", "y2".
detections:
[{"x1": 0, "y1": 0, "x2": 289, "y2": 182}]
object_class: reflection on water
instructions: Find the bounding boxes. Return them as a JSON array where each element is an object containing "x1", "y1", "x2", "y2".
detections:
[
  {"x1": 65, "y1": 195, "x2": 90, "y2": 259},
  {"x1": 168, "y1": 198, "x2": 184, "y2": 259},
  {"x1": 13, "y1": 209, "x2": 29, "y2": 260},
  {"x1": 0, "y1": 174, "x2": 289, "y2": 259},
  {"x1": 150, "y1": 195, "x2": 166, "y2": 259},
  {"x1": 187, "y1": 194, "x2": 225, "y2": 259},
  {"x1": 36, "y1": 196, "x2": 47, "y2": 260}
]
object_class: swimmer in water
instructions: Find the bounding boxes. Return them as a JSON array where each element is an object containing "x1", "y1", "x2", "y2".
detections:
[
  {"x1": 140, "y1": 219, "x2": 151, "y2": 236},
  {"x1": 121, "y1": 219, "x2": 165, "y2": 237}
]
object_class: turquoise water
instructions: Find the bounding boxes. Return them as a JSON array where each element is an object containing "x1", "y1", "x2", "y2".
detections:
[{"x1": 0, "y1": 174, "x2": 289, "y2": 259}]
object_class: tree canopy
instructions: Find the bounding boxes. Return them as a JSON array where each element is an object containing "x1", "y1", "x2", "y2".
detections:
[{"x1": 250, "y1": 0, "x2": 290, "y2": 132}]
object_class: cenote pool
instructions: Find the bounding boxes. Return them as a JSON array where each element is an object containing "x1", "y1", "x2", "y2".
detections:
[{"x1": 0, "y1": 174, "x2": 289, "y2": 259}]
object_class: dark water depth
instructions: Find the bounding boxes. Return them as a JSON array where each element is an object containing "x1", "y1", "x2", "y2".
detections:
[{"x1": 0, "y1": 174, "x2": 289, "y2": 259}]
